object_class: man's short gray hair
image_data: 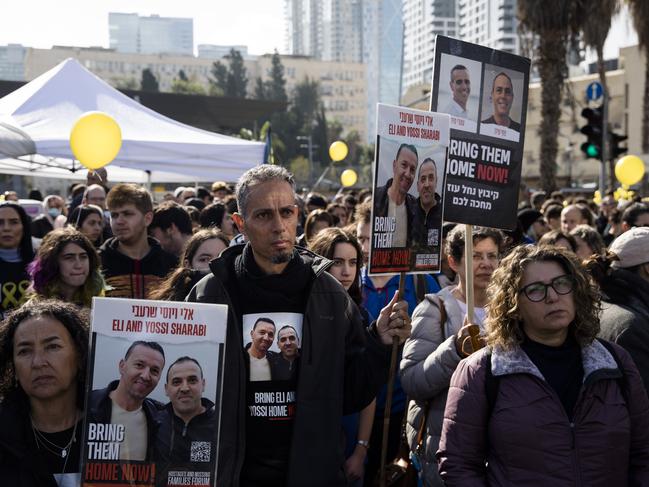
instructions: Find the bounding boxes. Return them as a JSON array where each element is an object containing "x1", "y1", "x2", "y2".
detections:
[{"x1": 236, "y1": 165, "x2": 296, "y2": 217}]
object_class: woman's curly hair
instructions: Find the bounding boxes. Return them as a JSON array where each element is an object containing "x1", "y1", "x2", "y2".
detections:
[
  {"x1": 28, "y1": 227, "x2": 105, "y2": 307},
  {"x1": 485, "y1": 244, "x2": 601, "y2": 350}
]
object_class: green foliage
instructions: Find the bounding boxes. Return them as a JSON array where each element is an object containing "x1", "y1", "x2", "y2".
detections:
[
  {"x1": 114, "y1": 77, "x2": 139, "y2": 90},
  {"x1": 327, "y1": 119, "x2": 344, "y2": 146},
  {"x1": 140, "y1": 68, "x2": 159, "y2": 92},
  {"x1": 267, "y1": 51, "x2": 288, "y2": 103},
  {"x1": 254, "y1": 64, "x2": 373, "y2": 186},
  {"x1": 289, "y1": 155, "x2": 310, "y2": 184},
  {"x1": 227, "y1": 49, "x2": 248, "y2": 98},
  {"x1": 171, "y1": 78, "x2": 207, "y2": 95},
  {"x1": 208, "y1": 83, "x2": 224, "y2": 97},
  {"x1": 254, "y1": 51, "x2": 288, "y2": 103},
  {"x1": 239, "y1": 128, "x2": 254, "y2": 140},
  {"x1": 209, "y1": 49, "x2": 248, "y2": 98},
  {"x1": 210, "y1": 61, "x2": 228, "y2": 95},
  {"x1": 254, "y1": 77, "x2": 266, "y2": 100}
]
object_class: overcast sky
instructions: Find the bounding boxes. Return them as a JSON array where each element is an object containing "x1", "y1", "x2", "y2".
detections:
[{"x1": 0, "y1": 1, "x2": 637, "y2": 59}]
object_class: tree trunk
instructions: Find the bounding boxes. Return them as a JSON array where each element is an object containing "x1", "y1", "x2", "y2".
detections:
[{"x1": 538, "y1": 34, "x2": 567, "y2": 193}]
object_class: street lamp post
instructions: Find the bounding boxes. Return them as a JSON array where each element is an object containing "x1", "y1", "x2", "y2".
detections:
[{"x1": 297, "y1": 135, "x2": 318, "y2": 185}]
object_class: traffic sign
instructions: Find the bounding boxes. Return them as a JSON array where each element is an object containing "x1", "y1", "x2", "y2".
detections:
[{"x1": 586, "y1": 81, "x2": 603, "y2": 101}]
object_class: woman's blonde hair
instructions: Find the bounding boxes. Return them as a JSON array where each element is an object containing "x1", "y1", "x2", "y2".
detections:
[{"x1": 485, "y1": 244, "x2": 600, "y2": 350}]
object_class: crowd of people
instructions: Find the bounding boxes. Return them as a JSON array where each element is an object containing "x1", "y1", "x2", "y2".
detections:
[{"x1": 0, "y1": 165, "x2": 648, "y2": 486}]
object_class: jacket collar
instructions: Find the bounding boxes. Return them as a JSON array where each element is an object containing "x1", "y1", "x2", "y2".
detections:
[
  {"x1": 491, "y1": 338, "x2": 619, "y2": 383},
  {"x1": 165, "y1": 397, "x2": 216, "y2": 423},
  {"x1": 208, "y1": 242, "x2": 333, "y2": 280}
]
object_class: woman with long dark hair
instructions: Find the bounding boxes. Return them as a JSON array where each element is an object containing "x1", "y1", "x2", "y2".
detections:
[
  {"x1": 0, "y1": 201, "x2": 34, "y2": 318},
  {"x1": 66, "y1": 204, "x2": 104, "y2": 247},
  {"x1": 150, "y1": 229, "x2": 230, "y2": 301},
  {"x1": 309, "y1": 228, "x2": 374, "y2": 485},
  {"x1": 199, "y1": 203, "x2": 235, "y2": 239},
  {"x1": 0, "y1": 299, "x2": 89, "y2": 486},
  {"x1": 298, "y1": 209, "x2": 335, "y2": 247}
]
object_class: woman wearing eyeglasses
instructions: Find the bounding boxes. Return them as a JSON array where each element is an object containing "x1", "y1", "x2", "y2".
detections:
[{"x1": 437, "y1": 244, "x2": 649, "y2": 486}]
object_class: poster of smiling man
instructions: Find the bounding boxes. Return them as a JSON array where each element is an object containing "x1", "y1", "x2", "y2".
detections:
[
  {"x1": 429, "y1": 36, "x2": 531, "y2": 230},
  {"x1": 82, "y1": 297, "x2": 227, "y2": 487},
  {"x1": 370, "y1": 103, "x2": 450, "y2": 275}
]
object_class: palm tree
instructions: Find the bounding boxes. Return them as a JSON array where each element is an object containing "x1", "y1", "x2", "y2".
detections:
[
  {"x1": 627, "y1": 0, "x2": 649, "y2": 152},
  {"x1": 582, "y1": 1, "x2": 619, "y2": 95},
  {"x1": 518, "y1": 1, "x2": 583, "y2": 193},
  {"x1": 581, "y1": 0, "x2": 620, "y2": 187}
]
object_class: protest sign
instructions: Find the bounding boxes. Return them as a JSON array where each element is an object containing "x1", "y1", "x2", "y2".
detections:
[
  {"x1": 431, "y1": 35, "x2": 531, "y2": 230},
  {"x1": 369, "y1": 103, "x2": 450, "y2": 275},
  {"x1": 82, "y1": 297, "x2": 227, "y2": 487}
]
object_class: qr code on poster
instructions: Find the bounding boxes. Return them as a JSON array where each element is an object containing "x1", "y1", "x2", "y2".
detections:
[{"x1": 191, "y1": 441, "x2": 211, "y2": 462}]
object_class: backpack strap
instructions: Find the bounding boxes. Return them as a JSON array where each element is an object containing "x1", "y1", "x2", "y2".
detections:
[
  {"x1": 484, "y1": 348, "x2": 499, "y2": 418},
  {"x1": 596, "y1": 338, "x2": 629, "y2": 407},
  {"x1": 438, "y1": 297, "x2": 447, "y2": 336}
]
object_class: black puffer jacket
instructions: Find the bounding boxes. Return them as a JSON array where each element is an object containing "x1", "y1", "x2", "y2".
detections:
[
  {"x1": 155, "y1": 398, "x2": 218, "y2": 485},
  {"x1": 598, "y1": 268, "x2": 649, "y2": 391},
  {"x1": 186, "y1": 244, "x2": 391, "y2": 487}
]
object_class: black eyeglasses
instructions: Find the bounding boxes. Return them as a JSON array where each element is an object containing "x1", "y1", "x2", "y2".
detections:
[{"x1": 519, "y1": 275, "x2": 574, "y2": 302}]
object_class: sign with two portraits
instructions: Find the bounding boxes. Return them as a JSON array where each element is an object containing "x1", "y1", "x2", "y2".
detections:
[{"x1": 431, "y1": 35, "x2": 531, "y2": 230}]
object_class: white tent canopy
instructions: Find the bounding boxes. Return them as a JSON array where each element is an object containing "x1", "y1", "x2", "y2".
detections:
[
  {"x1": 0, "y1": 155, "x2": 208, "y2": 184},
  {"x1": 0, "y1": 58, "x2": 264, "y2": 182}
]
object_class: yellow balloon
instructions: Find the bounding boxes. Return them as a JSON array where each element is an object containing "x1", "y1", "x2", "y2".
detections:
[
  {"x1": 593, "y1": 190, "x2": 602, "y2": 205},
  {"x1": 329, "y1": 141, "x2": 349, "y2": 162},
  {"x1": 340, "y1": 169, "x2": 357, "y2": 187},
  {"x1": 70, "y1": 111, "x2": 122, "y2": 170},
  {"x1": 615, "y1": 155, "x2": 645, "y2": 186}
]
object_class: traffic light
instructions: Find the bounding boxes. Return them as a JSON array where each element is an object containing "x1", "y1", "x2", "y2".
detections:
[
  {"x1": 609, "y1": 130, "x2": 628, "y2": 160},
  {"x1": 580, "y1": 105, "x2": 603, "y2": 160}
]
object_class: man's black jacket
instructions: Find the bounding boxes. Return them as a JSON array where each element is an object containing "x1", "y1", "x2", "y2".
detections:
[
  {"x1": 87, "y1": 379, "x2": 162, "y2": 462},
  {"x1": 186, "y1": 244, "x2": 392, "y2": 487}
]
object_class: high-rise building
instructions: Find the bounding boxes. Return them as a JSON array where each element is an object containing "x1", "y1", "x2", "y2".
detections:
[
  {"x1": 285, "y1": 0, "x2": 323, "y2": 59},
  {"x1": 285, "y1": 0, "x2": 363, "y2": 63},
  {"x1": 363, "y1": 0, "x2": 404, "y2": 139},
  {"x1": 402, "y1": 0, "x2": 457, "y2": 93},
  {"x1": 109, "y1": 13, "x2": 193, "y2": 56},
  {"x1": 457, "y1": 0, "x2": 518, "y2": 54},
  {"x1": 285, "y1": 0, "x2": 403, "y2": 141},
  {"x1": 0, "y1": 44, "x2": 26, "y2": 81},
  {"x1": 197, "y1": 45, "x2": 249, "y2": 60},
  {"x1": 321, "y1": 0, "x2": 363, "y2": 63}
]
